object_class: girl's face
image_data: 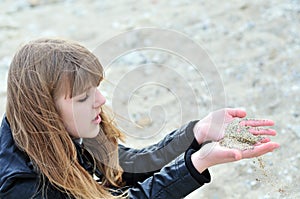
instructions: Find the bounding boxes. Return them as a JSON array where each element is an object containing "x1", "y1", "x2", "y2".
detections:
[{"x1": 55, "y1": 87, "x2": 106, "y2": 138}]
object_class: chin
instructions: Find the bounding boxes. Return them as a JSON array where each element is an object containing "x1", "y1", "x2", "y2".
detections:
[
  {"x1": 90, "y1": 132, "x2": 99, "y2": 138},
  {"x1": 89, "y1": 129, "x2": 100, "y2": 138}
]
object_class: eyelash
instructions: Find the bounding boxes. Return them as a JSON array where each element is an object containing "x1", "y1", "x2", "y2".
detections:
[{"x1": 78, "y1": 94, "x2": 89, "y2": 102}]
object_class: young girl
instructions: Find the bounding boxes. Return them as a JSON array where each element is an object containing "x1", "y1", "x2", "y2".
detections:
[{"x1": 0, "y1": 38, "x2": 279, "y2": 199}]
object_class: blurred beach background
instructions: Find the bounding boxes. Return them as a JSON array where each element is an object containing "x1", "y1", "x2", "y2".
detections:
[{"x1": 0, "y1": 0, "x2": 299, "y2": 198}]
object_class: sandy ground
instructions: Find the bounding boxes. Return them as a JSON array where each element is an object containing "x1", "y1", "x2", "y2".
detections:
[{"x1": 0, "y1": 0, "x2": 299, "y2": 198}]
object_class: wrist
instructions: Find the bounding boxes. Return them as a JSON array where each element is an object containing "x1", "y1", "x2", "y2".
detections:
[
  {"x1": 193, "y1": 123, "x2": 204, "y2": 144},
  {"x1": 191, "y1": 151, "x2": 210, "y2": 173}
]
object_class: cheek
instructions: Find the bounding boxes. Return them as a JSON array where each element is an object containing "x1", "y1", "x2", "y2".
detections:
[
  {"x1": 56, "y1": 100, "x2": 80, "y2": 137},
  {"x1": 71, "y1": 104, "x2": 93, "y2": 137},
  {"x1": 62, "y1": 107, "x2": 79, "y2": 137},
  {"x1": 55, "y1": 97, "x2": 84, "y2": 137},
  {"x1": 72, "y1": 104, "x2": 90, "y2": 121}
]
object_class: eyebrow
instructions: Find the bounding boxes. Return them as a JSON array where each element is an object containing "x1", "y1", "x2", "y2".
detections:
[{"x1": 69, "y1": 87, "x2": 89, "y2": 99}]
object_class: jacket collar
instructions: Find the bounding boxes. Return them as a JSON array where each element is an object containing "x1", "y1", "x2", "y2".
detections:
[{"x1": 73, "y1": 140, "x2": 103, "y2": 181}]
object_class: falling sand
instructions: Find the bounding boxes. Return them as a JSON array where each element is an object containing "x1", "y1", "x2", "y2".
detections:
[{"x1": 220, "y1": 118, "x2": 288, "y2": 196}]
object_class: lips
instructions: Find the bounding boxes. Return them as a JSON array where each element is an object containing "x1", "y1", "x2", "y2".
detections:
[{"x1": 92, "y1": 114, "x2": 101, "y2": 124}]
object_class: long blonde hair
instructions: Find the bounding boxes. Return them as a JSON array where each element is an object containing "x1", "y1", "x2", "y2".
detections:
[{"x1": 6, "y1": 38, "x2": 125, "y2": 198}]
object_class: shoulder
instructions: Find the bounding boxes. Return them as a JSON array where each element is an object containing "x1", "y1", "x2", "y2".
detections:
[
  {"x1": 0, "y1": 116, "x2": 72, "y2": 198},
  {"x1": 0, "y1": 115, "x2": 38, "y2": 198}
]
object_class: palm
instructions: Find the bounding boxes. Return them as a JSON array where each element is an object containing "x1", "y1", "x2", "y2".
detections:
[{"x1": 197, "y1": 141, "x2": 279, "y2": 168}]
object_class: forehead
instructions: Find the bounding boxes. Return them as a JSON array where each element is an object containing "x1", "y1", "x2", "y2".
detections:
[
  {"x1": 52, "y1": 42, "x2": 104, "y2": 98},
  {"x1": 57, "y1": 66, "x2": 102, "y2": 99},
  {"x1": 71, "y1": 72, "x2": 101, "y2": 97}
]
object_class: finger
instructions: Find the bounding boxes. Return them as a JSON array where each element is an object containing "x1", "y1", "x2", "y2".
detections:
[
  {"x1": 241, "y1": 142, "x2": 280, "y2": 159},
  {"x1": 253, "y1": 137, "x2": 271, "y2": 145},
  {"x1": 255, "y1": 137, "x2": 271, "y2": 144},
  {"x1": 215, "y1": 144, "x2": 243, "y2": 161},
  {"x1": 226, "y1": 108, "x2": 247, "y2": 118},
  {"x1": 248, "y1": 128, "x2": 277, "y2": 136},
  {"x1": 239, "y1": 119, "x2": 275, "y2": 127}
]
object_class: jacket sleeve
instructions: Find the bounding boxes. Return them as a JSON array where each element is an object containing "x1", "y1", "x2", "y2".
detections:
[
  {"x1": 127, "y1": 154, "x2": 211, "y2": 199},
  {"x1": 119, "y1": 121, "x2": 199, "y2": 185}
]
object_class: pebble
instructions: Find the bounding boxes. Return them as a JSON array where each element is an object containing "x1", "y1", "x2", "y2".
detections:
[{"x1": 136, "y1": 116, "x2": 152, "y2": 127}]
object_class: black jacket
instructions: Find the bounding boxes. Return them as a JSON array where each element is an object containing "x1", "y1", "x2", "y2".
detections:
[{"x1": 0, "y1": 116, "x2": 210, "y2": 198}]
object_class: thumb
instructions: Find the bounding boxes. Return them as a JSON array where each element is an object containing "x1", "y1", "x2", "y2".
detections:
[
  {"x1": 226, "y1": 108, "x2": 247, "y2": 118},
  {"x1": 232, "y1": 150, "x2": 242, "y2": 161}
]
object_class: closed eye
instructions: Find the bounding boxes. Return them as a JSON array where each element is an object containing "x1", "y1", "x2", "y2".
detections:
[{"x1": 78, "y1": 94, "x2": 89, "y2": 102}]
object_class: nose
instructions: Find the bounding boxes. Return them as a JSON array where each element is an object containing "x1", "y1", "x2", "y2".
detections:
[{"x1": 93, "y1": 89, "x2": 106, "y2": 109}]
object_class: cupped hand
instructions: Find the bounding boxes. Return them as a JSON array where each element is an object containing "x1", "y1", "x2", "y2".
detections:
[
  {"x1": 191, "y1": 140, "x2": 280, "y2": 173},
  {"x1": 193, "y1": 108, "x2": 276, "y2": 144}
]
